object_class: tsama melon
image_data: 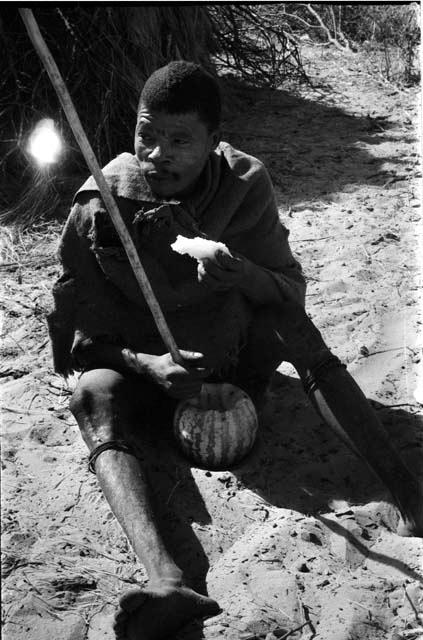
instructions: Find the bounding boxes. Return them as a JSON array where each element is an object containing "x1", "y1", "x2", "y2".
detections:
[{"x1": 173, "y1": 383, "x2": 258, "y2": 469}]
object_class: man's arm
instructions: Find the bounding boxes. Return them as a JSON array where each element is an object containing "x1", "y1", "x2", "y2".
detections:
[
  {"x1": 75, "y1": 340, "x2": 209, "y2": 400},
  {"x1": 198, "y1": 203, "x2": 305, "y2": 306},
  {"x1": 73, "y1": 339, "x2": 150, "y2": 376},
  {"x1": 199, "y1": 160, "x2": 306, "y2": 307},
  {"x1": 48, "y1": 196, "x2": 131, "y2": 376},
  {"x1": 197, "y1": 251, "x2": 291, "y2": 306}
]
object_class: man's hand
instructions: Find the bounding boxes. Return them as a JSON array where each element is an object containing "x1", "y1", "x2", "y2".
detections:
[
  {"x1": 197, "y1": 250, "x2": 250, "y2": 292},
  {"x1": 143, "y1": 350, "x2": 209, "y2": 400},
  {"x1": 198, "y1": 248, "x2": 287, "y2": 306}
]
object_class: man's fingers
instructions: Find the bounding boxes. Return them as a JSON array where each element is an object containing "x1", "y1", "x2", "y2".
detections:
[
  {"x1": 179, "y1": 349, "x2": 204, "y2": 361},
  {"x1": 178, "y1": 350, "x2": 210, "y2": 373},
  {"x1": 198, "y1": 267, "x2": 234, "y2": 290},
  {"x1": 187, "y1": 365, "x2": 210, "y2": 380},
  {"x1": 215, "y1": 250, "x2": 240, "y2": 270},
  {"x1": 198, "y1": 259, "x2": 241, "y2": 292},
  {"x1": 180, "y1": 367, "x2": 209, "y2": 379},
  {"x1": 199, "y1": 259, "x2": 226, "y2": 280},
  {"x1": 170, "y1": 351, "x2": 210, "y2": 378}
]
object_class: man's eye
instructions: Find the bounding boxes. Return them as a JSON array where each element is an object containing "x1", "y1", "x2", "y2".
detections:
[
  {"x1": 173, "y1": 138, "x2": 189, "y2": 146},
  {"x1": 140, "y1": 133, "x2": 154, "y2": 145}
]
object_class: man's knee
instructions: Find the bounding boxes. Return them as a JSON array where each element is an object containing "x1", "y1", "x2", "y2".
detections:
[
  {"x1": 69, "y1": 368, "x2": 128, "y2": 421},
  {"x1": 69, "y1": 368, "x2": 139, "y2": 448},
  {"x1": 247, "y1": 302, "x2": 334, "y2": 375}
]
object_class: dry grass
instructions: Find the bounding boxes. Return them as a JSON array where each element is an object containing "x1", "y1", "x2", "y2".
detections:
[
  {"x1": 1, "y1": 6, "x2": 306, "y2": 228},
  {"x1": 1, "y1": 6, "x2": 216, "y2": 226},
  {"x1": 0, "y1": 220, "x2": 60, "y2": 267}
]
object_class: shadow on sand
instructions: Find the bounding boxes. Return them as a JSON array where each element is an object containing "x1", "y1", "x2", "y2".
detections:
[
  {"x1": 149, "y1": 370, "x2": 422, "y2": 639},
  {"x1": 221, "y1": 79, "x2": 409, "y2": 209}
]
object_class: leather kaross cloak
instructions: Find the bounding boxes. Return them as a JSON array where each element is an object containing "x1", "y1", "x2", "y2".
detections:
[{"x1": 48, "y1": 143, "x2": 305, "y2": 376}]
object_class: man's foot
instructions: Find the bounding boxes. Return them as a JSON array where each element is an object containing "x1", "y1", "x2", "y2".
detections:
[
  {"x1": 396, "y1": 502, "x2": 423, "y2": 538},
  {"x1": 395, "y1": 483, "x2": 423, "y2": 538},
  {"x1": 113, "y1": 583, "x2": 221, "y2": 640}
]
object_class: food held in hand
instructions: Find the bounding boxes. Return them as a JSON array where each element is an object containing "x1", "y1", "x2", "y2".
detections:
[{"x1": 171, "y1": 235, "x2": 231, "y2": 261}]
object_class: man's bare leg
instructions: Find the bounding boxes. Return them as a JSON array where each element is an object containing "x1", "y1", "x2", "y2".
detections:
[
  {"x1": 70, "y1": 369, "x2": 220, "y2": 640},
  {"x1": 274, "y1": 301, "x2": 423, "y2": 536}
]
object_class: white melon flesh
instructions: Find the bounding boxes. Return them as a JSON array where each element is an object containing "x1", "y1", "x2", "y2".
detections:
[{"x1": 171, "y1": 235, "x2": 231, "y2": 261}]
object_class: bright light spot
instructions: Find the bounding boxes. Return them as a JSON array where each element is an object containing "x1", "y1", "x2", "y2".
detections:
[{"x1": 27, "y1": 118, "x2": 62, "y2": 165}]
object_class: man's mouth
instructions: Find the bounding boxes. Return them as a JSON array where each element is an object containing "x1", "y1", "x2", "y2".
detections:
[{"x1": 146, "y1": 169, "x2": 178, "y2": 181}]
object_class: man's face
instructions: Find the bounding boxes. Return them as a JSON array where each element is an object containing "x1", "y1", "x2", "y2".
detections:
[{"x1": 135, "y1": 104, "x2": 219, "y2": 198}]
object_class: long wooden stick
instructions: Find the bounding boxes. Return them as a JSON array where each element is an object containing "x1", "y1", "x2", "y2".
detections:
[{"x1": 19, "y1": 8, "x2": 184, "y2": 365}]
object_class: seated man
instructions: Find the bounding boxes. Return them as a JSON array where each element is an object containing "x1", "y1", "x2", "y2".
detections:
[{"x1": 48, "y1": 61, "x2": 422, "y2": 640}]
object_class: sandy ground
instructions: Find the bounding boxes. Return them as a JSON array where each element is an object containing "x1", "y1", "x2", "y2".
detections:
[{"x1": 1, "y1": 45, "x2": 422, "y2": 639}]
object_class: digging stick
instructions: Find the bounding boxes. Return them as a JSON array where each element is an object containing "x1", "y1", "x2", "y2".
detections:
[{"x1": 19, "y1": 8, "x2": 184, "y2": 366}]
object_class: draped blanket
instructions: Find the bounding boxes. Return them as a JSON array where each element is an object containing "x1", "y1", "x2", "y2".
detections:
[{"x1": 48, "y1": 142, "x2": 305, "y2": 376}]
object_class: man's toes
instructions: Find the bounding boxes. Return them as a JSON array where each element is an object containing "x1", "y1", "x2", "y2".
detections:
[
  {"x1": 113, "y1": 608, "x2": 129, "y2": 638},
  {"x1": 114, "y1": 608, "x2": 128, "y2": 627},
  {"x1": 114, "y1": 624, "x2": 128, "y2": 640},
  {"x1": 119, "y1": 588, "x2": 148, "y2": 612},
  {"x1": 199, "y1": 596, "x2": 220, "y2": 615},
  {"x1": 114, "y1": 589, "x2": 147, "y2": 638}
]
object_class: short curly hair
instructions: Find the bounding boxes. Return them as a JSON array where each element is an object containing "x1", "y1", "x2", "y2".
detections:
[{"x1": 138, "y1": 61, "x2": 221, "y2": 131}]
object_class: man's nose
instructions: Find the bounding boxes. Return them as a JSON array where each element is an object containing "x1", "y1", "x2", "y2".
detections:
[{"x1": 149, "y1": 142, "x2": 171, "y2": 162}]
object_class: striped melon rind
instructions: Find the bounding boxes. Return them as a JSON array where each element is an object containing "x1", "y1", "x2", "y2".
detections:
[{"x1": 174, "y1": 383, "x2": 258, "y2": 469}]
